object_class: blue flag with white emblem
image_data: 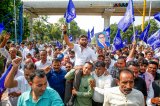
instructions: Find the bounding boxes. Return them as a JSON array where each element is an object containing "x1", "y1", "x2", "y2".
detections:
[
  {"x1": 113, "y1": 29, "x2": 124, "y2": 51},
  {"x1": 64, "y1": 0, "x2": 76, "y2": 23},
  {"x1": 151, "y1": 40, "x2": 160, "y2": 50},
  {"x1": 117, "y1": 0, "x2": 135, "y2": 32},
  {"x1": 56, "y1": 41, "x2": 62, "y2": 48},
  {"x1": 123, "y1": 38, "x2": 128, "y2": 46},
  {"x1": 0, "y1": 23, "x2": 4, "y2": 34},
  {"x1": 104, "y1": 27, "x2": 110, "y2": 46},
  {"x1": 69, "y1": 35, "x2": 73, "y2": 41},
  {"x1": 147, "y1": 29, "x2": 160, "y2": 46},
  {"x1": 154, "y1": 12, "x2": 160, "y2": 22},
  {"x1": 139, "y1": 23, "x2": 150, "y2": 43},
  {"x1": 87, "y1": 29, "x2": 91, "y2": 43},
  {"x1": 0, "y1": 64, "x2": 12, "y2": 95},
  {"x1": 91, "y1": 27, "x2": 94, "y2": 38},
  {"x1": 130, "y1": 30, "x2": 139, "y2": 42}
]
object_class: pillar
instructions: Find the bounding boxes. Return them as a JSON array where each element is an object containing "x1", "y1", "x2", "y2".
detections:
[{"x1": 102, "y1": 13, "x2": 111, "y2": 29}]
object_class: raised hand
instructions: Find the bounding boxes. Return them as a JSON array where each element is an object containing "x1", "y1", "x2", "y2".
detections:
[
  {"x1": 4, "y1": 32, "x2": 11, "y2": 40},
  {"x1": 12, "y1": 57, "x2": 22, "y2": 68},
  {"x1": 61, "y1": 24, "x2": 67, "y2": 32},
  {"x1": 43, "y1": 65, "x2": 52, "y2": 74}
]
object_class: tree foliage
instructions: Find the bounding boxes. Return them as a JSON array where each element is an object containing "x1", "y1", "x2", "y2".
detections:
[
  {"x1": 0, "y1": 0, "x2": 30, "y2": 42},
  {"x1": 32, "y1": 17, "x2": 86, "y2": 42}
]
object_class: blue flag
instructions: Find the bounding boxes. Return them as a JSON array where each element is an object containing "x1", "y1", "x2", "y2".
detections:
[
  {"x1": 0, "y1": 64, "x2": 12, "y2": 94},
  {"x1": 123, "y1": 38, "x2": 128, "y2": 46},
  {"x1": 0, "y1": 23, "x2": 4, "y2": 34},
  {"x1": 139, "y1": 23, "x2": 150, "y2": 43},
  {"x1": 69, "y1": 35, "x2": 73, "y2": 41},
  {"x1": 117, "y1": 0, "x2": 135, "y2": 32},
  {"x1": 130, "y1": 30, "x2": 139, "y2": 42},
  {"x1": 87, "y1": 29, "x2": 91, "y2": 43},
  {"x1": 154, "y1": 12, "x2": 160, "y2": 22},
  {"x1": 113, "y1": 29, "x2": 124, "y2": 51},
  {"x1": 91, "y1": 27, "x2": 94, "y2": 38},
  {"x1": 64, "y1": 0, "x2": 76, "y2": 23},
  {"x1": 104, "y1": 27, "x2": 110, "y2": 46},
  {"x1": 56, "y1": 41, "x2": 62, "y2": 48},
  {"x1": 18, "y1": 4, "x2": 23, "y2": 44},
  {"x1": 151, "y1": 40, "x2": 160, "y2": 50},
  {"x1": 147, "y1": 29, "x2": 160, "y2": 46}
]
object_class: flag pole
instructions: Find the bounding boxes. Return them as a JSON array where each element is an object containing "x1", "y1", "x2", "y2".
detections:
[
  {"x1": 148, "y1": 0, "x2": 152, "y2": 24},
  {"x1": 68, "y1": 23, "x2": 70, "y2": 35},
  {"x1": 141, "y1": 0, "x2": 146, "y2": 31},
  {"x1": 132, "y1": 22, "x2": 136, "y2": 42},
  {"x1": 14, "y1": 0, "x2": 17, "y2": 44}
]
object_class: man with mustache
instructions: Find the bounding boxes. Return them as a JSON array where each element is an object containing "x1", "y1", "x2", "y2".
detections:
[
  {"x1": 44, "y1": 59, "x2": 67, "y2": 101},
  {"x1": 63, "y1": 25, "x2": 97, "y2": 105},
  {"x1": 63, "y1": 25, "x2": 97, "y2": 68},
  {"x1": 17, "y1": 69, "x2": 64, "y2": 106},
  {"x1": 127, "y1": 61, "x2": 147, "y2": 98},
  {"x1": 103, "y1": 68, "x2": 145, "y2": 106}
]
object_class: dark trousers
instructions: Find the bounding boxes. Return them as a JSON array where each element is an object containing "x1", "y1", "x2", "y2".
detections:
[
  {"x1": 66, "y1": 70, "x2": 82, "y2": 106},
  {"x1": 92, "y1": 100, "x2": 103, "y2": 106}
]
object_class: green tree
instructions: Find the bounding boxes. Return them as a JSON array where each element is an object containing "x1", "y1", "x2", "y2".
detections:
[
  {"x1": 32, "y1": 17, "x2": 86, "y2": 42},
  {"x1": 0, "y1": 0, "x2": 30, "y2": 42},
  {"x1": 110, "y1": 23, "x2": 118, "y2": 43}
]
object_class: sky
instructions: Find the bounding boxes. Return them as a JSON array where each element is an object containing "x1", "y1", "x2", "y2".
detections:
[{"x1": 47, "y1": 15, "x2": 158, "y2": 33}]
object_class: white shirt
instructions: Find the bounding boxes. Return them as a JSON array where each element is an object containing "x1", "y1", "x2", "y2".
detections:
[
  {"x1": 73, "y1": 44, "x2": 97, "y2": 66},
  {"x1": 8, "y1": 69, "x2": 24, "y2": 94},
  {"x1": 0, "y1": 48, "x2": 11, "y2": 63},
  {"x1": 22, "y1": 48, "x2": 35, "y2": 59},
  {"x1": 157, "y1": 69, "x2": 160, "y2": 74},
  {"x1": 103, "y1": 87, "x2": 145, "y2": 106},
  {"x1": 91, "y1": 72, "x2": 113, "y2": 103},
  {"x1": 16, "y1": 76, "x2": 30, "y2": 93},
  {"x1": 35, "y1": 60, "x2": 52, "y2": 69},
  {"x1": 146, "y1": 83, "x2": 155, "y2": 106}
]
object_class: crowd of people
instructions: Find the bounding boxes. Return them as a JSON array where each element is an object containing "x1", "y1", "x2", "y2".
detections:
[{"x1": 0, "y1": 25, "x2": 160, "y2": 106}]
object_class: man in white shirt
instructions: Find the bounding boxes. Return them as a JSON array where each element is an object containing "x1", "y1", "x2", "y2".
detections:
[
  {"x1": 91, "y1": 61, "x2": 113, "y2": 106},
  {"x1": 103, "y1": 68, "x2": 145, "y2": 106},
  {"x1": 22, "y1": 42, "x2": 35, "y2": 60},
  {"x1": 5, "y1": 58, "x2": 36, "y2": 93},
  {"x1": 35, "y1": 50, "x2": 52, "y2": 69},
  {"x1": 63, "y1": 26, "x2": 97, "y2": 105},
  {"x1": 63, "y1": 25, "x2": 97, "y2": 67}
]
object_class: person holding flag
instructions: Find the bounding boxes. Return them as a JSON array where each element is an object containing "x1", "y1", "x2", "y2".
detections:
[{"x1": 62, "y1": 24, "x2": 97, "y2": 67}]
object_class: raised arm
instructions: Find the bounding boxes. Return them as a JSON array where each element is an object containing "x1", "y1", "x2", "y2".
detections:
[
  {"x1": 62, "y1": 24, "x2": 74, "y2": 49},
  {"x1": 127, "y1": 41, "x2": 137, "y2": 62},
  {"x1": 4, "y1": 57, "x2": 22, "y2": 88},
  {"x1": 0, "y1": 32, "x2": 10, "y2": 48}
]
